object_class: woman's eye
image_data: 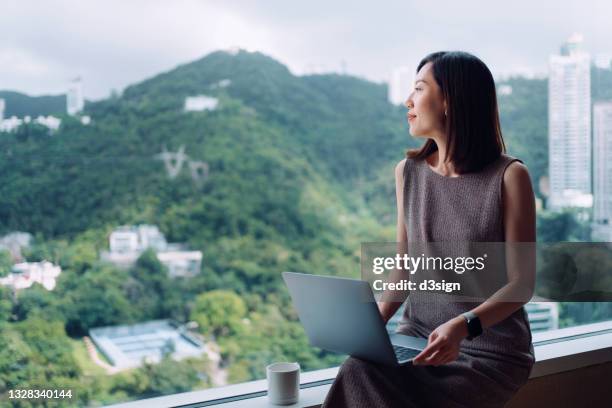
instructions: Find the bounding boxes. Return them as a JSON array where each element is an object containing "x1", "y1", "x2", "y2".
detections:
[{"x1": 415, "y1": 87, "x2": 423, "y2": 91}]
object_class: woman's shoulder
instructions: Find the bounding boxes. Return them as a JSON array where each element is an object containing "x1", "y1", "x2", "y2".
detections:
[
  {"x1": 502, "y1": 156, "x2": 530, "y2": 186},
  {"x1": 498, "y1": 153, "x2": 529, "y2": 176},
  {"x1": 483, "y1": 153, "x2": 525, "y2": 177},
  {"x1": 395, "y1": 158, "x2": 407, "y2": 174},
  {"x1": 499, "y1": 152, "x2": 519, "y2": 162},
  {"x1": 395, "y1": 156, "x2": 423, "y2": 183}
]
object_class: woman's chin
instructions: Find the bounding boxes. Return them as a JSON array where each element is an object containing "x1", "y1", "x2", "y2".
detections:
[{"x1": 408, "y1": 128, "x2": 424, "y2": 138}]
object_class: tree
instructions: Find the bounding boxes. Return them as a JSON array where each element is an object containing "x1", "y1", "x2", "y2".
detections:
[
  {"x1": 537, "y1": 209, "x2": 591, "y2": 242},
  {"x1": 129, "y1": 249, "x2": 181, "y2": 319},
  {"x1": 0, "y1": 287, "x2": 12, "y2": 322},
  {"x1": 190, "y1": 290, "x2": 247, "y2": 337},
  {"x1": 0, "y1": 317, "x2": 82, "y2": 401},
  {"x1": 14, "y1": 283, "x2": 63, "y2": 321},
  {"x1": 0, "y1": 250, "x2": 12, "y2": 278},
  {"x1": 116, "y1": 357, "x2": 200, "y2": 399},
  {"x1": 143, "y1": 357, "x2": 200, "y2": 397},
  {"x1": 62, "y1": 265, "x2": 136, "y2": 336}
]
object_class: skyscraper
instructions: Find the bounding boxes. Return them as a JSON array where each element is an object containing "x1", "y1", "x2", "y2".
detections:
[
  {"x1": 524, "y1": 302, "x2": 559, "y2": 332},
  {"x1": 67, "y1": 77, "x2": 84, "y2": 115},
  {"x1": 388, "y1": 66, "x2": 414, "y2": 106},
  {"x1": 548, "y1": 34, "x2": 592, "y2": 209},
  {"x1": 592, "y1": 102, "x2": 612, "y2": 241}
]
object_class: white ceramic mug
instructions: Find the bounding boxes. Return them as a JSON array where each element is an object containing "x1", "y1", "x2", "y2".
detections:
[{"x1": 266, "y1": 362, "x2": 300, "y2": 405}]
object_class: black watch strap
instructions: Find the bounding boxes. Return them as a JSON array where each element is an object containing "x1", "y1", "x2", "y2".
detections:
[{"x1": 462, "y1": 311, "x2": 483, "y2": 340}]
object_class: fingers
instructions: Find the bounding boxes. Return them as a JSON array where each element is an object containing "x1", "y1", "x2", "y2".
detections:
[
  {"x1": 413, "y1": 336, "x2": 445, "y2": 364},
  {"x1": 426, "y1": 349, "x2": 454, "y2": 366},
  {"x1": 414, "y1": 342, "x2": 459, "y2": 366},
  {"x1": 422, "y1": 345, "x2": 448, "y2": 364},
  {"x1": 418, "y1": 348, "x2": 458, "y2": 366},
  {"x1": 414, "y1": 337, "x2": 442, "y2": 359}
]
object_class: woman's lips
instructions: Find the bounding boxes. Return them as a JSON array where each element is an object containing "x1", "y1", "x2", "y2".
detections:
[{"x1": 407, "y1": 113, "x2": 417, "y2": 122}]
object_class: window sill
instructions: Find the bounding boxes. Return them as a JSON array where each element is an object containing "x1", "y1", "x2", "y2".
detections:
[{"x1": 105, "y1": 320, "x2": 612, "y2": 408}]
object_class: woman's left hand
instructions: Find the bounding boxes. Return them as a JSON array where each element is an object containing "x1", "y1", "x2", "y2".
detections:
[{"x1": 412, "y1": 316, "x2": 469, "y2": 366}]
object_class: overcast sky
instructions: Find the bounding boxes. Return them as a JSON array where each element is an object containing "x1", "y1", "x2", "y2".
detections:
[{"x1": 1, "y1": 0, "x2": 611, "y2": 100}]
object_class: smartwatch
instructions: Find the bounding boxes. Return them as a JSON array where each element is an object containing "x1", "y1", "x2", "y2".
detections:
[{"x1": 461, "y1": 311, "x2": 483, "y2": 340}]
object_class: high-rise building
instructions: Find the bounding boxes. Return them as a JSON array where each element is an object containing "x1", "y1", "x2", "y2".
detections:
[
  {"x1": 594, "y1": 53, "x2": 612, "y2": 70},
  {"x1": 0, "y1": 98, "x2": 5, "y2": 121},
  {"x1": 592, "y1": 102, "x2": 612, "y2": 241},
  {"x1": 67, "y1": 77, "x2": 84, "y2": 115},
  {"x1": 525, "y1": 302, "x2": 559, "y2": 332},
  {"x1": 548, "y1": 34, "x2": 593, "y2": 209},
  {"x1": 388, "y1": 66, "x2": 414, "y2": 106}
]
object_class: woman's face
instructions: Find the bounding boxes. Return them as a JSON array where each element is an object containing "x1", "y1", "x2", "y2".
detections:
[{"x1": 405, "y1": 62, "x2": 447, "y2": 138}]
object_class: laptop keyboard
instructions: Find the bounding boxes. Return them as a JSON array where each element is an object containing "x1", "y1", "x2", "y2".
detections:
[{"x1": 393, "y1": 344, "x2": 420, "y2": 361}]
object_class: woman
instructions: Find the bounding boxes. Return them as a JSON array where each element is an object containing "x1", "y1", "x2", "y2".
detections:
[{"x1": 322, "y1": 51, "x2": 536, "y2": 408}]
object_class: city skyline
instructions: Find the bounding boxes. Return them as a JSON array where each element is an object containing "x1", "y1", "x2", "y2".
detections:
[{"x1": 2, "y1": 0, "x2": 612, "y2": 99}]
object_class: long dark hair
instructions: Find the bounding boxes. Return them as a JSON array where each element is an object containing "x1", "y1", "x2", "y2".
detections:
[{"x1": 407, "y1": 51, "x2": 506, "y2": 173}]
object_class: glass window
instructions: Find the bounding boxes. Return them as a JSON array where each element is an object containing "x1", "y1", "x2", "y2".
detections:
[{"x1": 1, "y1": 2, "x2": 611, "y2": 407}]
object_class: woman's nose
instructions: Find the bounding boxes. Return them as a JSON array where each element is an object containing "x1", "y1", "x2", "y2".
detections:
[{"x1": 404, "y1": 93, "x2": 414, "y2": 109}]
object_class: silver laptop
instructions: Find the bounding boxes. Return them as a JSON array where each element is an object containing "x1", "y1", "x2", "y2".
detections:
[{"x1": 282, "y1": 272, "x2": 427, "y2": 366}]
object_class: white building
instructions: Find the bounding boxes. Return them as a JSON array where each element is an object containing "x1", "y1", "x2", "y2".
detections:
[
  {"x1": 1, "y1": 115, "x2": 61, "y2": 133},
  {"x1": 67, "y1": 77, "x2": 84, "y2": 115},
  {"x1": 156, "y1": 250, "x2": 203, "y2": 278},
  {"x1": 101, "y1": 225, "x2": 202, "y2": 278},
  {"x1": 388, "y1": 66, "x2": 414, "y2": 106},
  {"x1": 592, "y1": 102, "x2": 612, "y2": 241},
  {"x1": 548, "y1": 34, "x2": 593, "y2": 209},
  {"x1": 525, "y1": 302, "x2": 560, "y2": 332},
  {"x1": 109, "y1": 224, "x2": 168, "y2": 253},
  {"x1": 1, "y1": 114, "x2": 62, "y2": 133},
  {"x1": 0, "y1": 261, "x2": 62, "y2": 291},
  {"x1": 594, "y1": 53, "x2": 612, "y2": 70},
  {"x1": 0, "y1": 98, "x2": 5, "y2": 121},
  {"x1": 34, "y1": 115, "x2": 61, "y2": 132},
  {"x1": 184, "y1": 95, "x2": 218, "y2": 112},
  {"x1": 0, "y1": 116, "x2": 21, "y2": 132},
  {"x1": 90, "y1": 320, "x2": 205, "y2": 370}
]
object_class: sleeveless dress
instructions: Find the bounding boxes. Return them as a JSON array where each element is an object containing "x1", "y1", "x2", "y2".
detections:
[{"x1": 322, "y1": 154, "x2": 535, "y2": 408}]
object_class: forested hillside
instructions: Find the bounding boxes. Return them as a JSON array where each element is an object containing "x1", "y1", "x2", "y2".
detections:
[{"x1": 0, "y1": 91, "x2": 66, "y2": 118}]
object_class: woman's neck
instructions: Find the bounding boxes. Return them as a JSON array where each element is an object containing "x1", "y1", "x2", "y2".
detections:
[{"x1": 427, "y1": 146, "x2": 460, "y2": 177}]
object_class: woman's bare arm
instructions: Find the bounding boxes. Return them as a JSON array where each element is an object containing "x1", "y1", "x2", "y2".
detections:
[
  {"x1": 377, "y1": 158, "x2": 411, "y2": 323},
  {"x1": 461, "y1": 161, "x2": 536, "y2": 330}
]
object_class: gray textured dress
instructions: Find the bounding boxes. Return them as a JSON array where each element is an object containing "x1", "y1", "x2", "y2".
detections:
[{"x1": 322, "y1": 154, "x2": 535, "y2": 408}]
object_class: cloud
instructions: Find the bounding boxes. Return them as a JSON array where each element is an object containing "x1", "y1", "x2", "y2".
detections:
[
  {"x1": 0, "y1": 0, "x2": 280, "y2": 98},
  {"x1": 0, "y1": 0, "x2": 611, "y2": 99}
]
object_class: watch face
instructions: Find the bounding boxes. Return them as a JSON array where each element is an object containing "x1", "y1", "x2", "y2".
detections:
[{"x1": 463, "y1": 313, "x2": 482, "y2": 339}]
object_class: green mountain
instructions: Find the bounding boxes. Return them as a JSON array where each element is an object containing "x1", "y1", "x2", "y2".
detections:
[
  {"x1": 0, "y1": 50, "x2": 409, "y2": 244},
  {"x1": 0, "y1": 90, "x2": 66, "y2": 117}
]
